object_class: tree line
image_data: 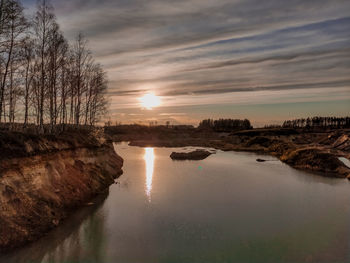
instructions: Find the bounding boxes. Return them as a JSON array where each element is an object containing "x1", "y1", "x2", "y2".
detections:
[
  {"x1": 198, "y1": 118, "x2": 252, "y2": 132},
  {"x1": 282, "y1": 117, "x2": 350, "y2": 129},
  {"x1": 0, "y1": 0, "x2": 107, "y2": 133}
]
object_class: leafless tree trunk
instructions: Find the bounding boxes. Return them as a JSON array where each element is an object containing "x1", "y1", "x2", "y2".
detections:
[
  {"x1": 33, "y1": 0, "x2": 55, "y2": 132},
  {"x1": 0, "y1": 0, "x2": 27, "y2": 123},
  {"x1": 72, "y1": 33, "x2": 90, "y2": 125},
  {"x1": 0, "y1": 0, "x2": 110, "y2": 131},
  {"x1": 23, "y1": 38, "x2": 35, "y2": 126}
]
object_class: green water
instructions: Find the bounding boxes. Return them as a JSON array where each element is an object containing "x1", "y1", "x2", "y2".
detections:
[{"x1": 1, "y1": 142, "x2": 350, "y2": 263}]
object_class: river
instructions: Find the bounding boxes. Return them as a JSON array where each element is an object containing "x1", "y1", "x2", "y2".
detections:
[{"x1": 1, "y1": 142, "x2": 350, "y2": 263}]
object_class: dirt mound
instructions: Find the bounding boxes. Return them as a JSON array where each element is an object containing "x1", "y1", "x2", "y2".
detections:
[
  {"x1": 281, "y1": 148, "x2": 350, "y2": 178},
  {"x1": 245, "y1": 136, "x2": 273, "y2": 148},
  {"x1": 268, "y1": 141, "x2": 296, "y2": 157}
]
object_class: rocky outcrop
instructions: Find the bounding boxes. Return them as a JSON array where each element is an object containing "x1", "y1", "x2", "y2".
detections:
[
  {"x1": 280, "y1": 148, "x2": 350, "y2": 178},
  {"x1": 239, "y1": 135, "x2": 350, "y2": 178},
  {"x1": 170, "y1": 150, "x2": 213, "y2": 160},
  {"x1": 0, "y1": 131, "x2": 123, "y2": 251}
]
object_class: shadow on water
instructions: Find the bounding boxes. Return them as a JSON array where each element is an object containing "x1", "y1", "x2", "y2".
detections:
[{"x1": 0, "y1": 192, "x2": 109, "y2": 263}]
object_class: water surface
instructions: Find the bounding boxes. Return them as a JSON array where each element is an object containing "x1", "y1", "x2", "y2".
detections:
[{"x1": 1, "y1": 142, "x2": 350, "y2": 263}]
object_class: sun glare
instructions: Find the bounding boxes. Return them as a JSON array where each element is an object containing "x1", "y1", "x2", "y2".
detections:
[
  {"x1": 144, "y1": 147, "x2": 155, "y2": 202},
  {"x1": 139, "y1": 93, "x2": 161, "y2": 110}
]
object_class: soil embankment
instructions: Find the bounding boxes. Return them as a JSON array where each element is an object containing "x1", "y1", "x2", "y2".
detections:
[{"x1": 0, "y1": 129, "x2": 123, "y2": 251}]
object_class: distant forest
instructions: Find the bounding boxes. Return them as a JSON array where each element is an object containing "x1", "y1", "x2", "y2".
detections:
[
  {"x1": 282, "y1": 117, "x2": 350, "y2": 129},
  {"x1": 106, "y1": 116, "x2": 350, "y2": 133},
  {"x1": 0, "y1": 0, "x2": 107, "y2": 133},
  {"x1": 199, "y1": 117, "x2": 350, "y2": 131},
  {"x1": 198, "y1": 118, "x2": 252, "y2": 132}
]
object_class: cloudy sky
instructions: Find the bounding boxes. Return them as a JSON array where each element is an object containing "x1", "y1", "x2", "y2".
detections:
[{"x1": 23, "y1": 0, "x2": 350, "y2": 126}]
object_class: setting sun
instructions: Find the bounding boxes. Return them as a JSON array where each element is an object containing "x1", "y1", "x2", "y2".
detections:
[{"x1": 139, "y1": 93, "x2": 161, "y2": 110}]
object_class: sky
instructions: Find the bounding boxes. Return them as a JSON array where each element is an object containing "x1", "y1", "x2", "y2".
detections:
[{"x1": 23, "y1": 0, "x2": 350, "y2": 126}]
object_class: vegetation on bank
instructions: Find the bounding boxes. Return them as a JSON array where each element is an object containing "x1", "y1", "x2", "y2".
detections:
[
  {"x1": 0, "y1": 124, "x2": 106, "y2": 159},
  {"x1": 0, "y1": 0, "x2": 107, "y2": 134}
]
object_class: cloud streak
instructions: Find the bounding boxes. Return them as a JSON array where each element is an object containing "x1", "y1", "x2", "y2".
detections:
[{"x1": 22, "y1": 0, "x2": 350, "y2": 124}]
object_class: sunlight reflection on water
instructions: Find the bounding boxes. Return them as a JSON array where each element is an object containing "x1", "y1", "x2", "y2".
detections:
[
  {"x1": 144, "y1": 147, "x2": 155, "y2": 201},
  {"x1": 3, "y1": 143, "x2": 350, "y2": 263}
]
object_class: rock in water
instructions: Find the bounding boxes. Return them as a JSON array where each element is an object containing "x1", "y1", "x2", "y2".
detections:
[
  {"x1": 256, "y1": 158, "x2": 267, "y2": 162},
  {"x1": 170, "y1": 150, "x2": 212, "y2": 160}
]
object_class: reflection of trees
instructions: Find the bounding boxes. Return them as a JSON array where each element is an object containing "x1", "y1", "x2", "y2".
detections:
[
  {"x1": 83, "y1": 209, "x2": 107, "y2": 263},
  {"x1": 1, "y1": 192, "x2": 109, "y2": 263}
]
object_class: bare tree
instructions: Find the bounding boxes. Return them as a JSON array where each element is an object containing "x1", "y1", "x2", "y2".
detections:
[
  {"x1": 72, "y1": 33, "x2": 90, "y2": 125},
  {"x1": 89, "y1": 64, "x2": 108, "y2": 125},
  {"x1": 33, "y1": 0, "x2": 55, "y2": 132},
  {"x1": 0, "y1": 0, "x2": 27, "y2": 123},
  {"x1": 58, "y1": 46, "x2": 70, "y2": 126},
  {"x1": 47, "y1": 21, "x2": 66, "y2": 131},
  {"x1": 0, "y1": 0, "x2": 110, "y2": 132},
  {"x1": 21, "y1": 37, "x2": 35, "y2": 126},
  {"x1": 0, "y1": 0, "x2": 5, "y2": 35}
]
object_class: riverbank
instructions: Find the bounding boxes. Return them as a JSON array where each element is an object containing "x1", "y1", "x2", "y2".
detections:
[
  {"x1": 0, "y1": 129, "x2": 123, "y2": 251},
  {"x1": 3, "y1": 126, "x2": 348, "y2": 251},
  {"x1": 3, "y1": 143, "x2": 350, "y2": 263},
  {"x1": 109, "y1": 127, "x2": 350, "y2": 178}
]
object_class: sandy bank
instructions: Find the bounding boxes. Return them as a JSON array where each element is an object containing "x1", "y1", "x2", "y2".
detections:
[{"x1": 0, "y1": 131, "x2": 123, "y2": 251}]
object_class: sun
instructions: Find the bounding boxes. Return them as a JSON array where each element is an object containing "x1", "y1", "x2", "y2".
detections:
[{"x1": 139, "y1": 93, "x2": 161, "y2": 110}]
